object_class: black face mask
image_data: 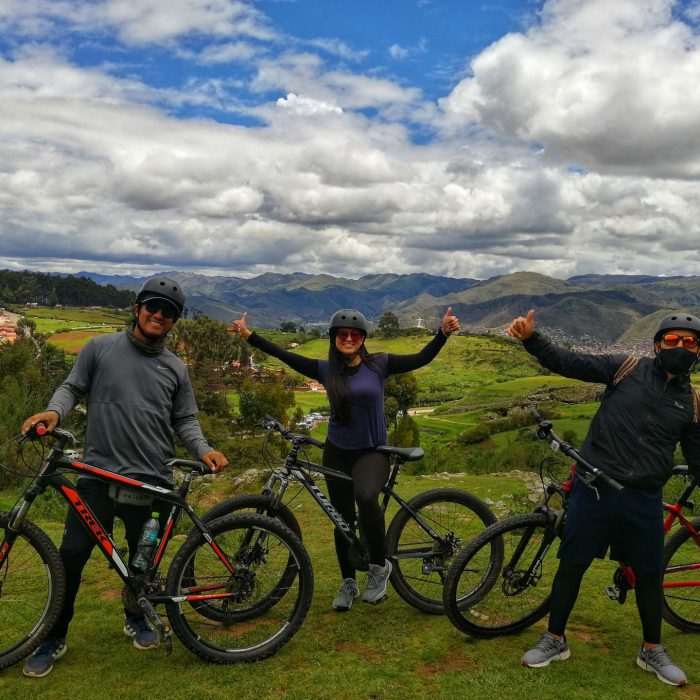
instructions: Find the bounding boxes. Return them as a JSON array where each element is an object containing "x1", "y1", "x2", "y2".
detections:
[{"x1": 658, "y1": 348, "x2": 699, "y2": 375}]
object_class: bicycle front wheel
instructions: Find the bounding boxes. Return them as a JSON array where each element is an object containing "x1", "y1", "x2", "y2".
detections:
[
  {"x1": 187, "y1": 493, "x2": 303, "y2": 622},
  {"x1": 444, "y1": 512, "x2": 559, "y2": 638},
  {"x1": 385, "y1": 488, "x2": 497, "y2": 614},
  {"x1": 662, "y1": 517, "x2": 700, "y2": 633},
  {"x1": 0, "y1": 513, "x2": 66, "y2": 670},
  {"x1": 166, "y1": 513, "x2": 313, "y2": 663}
]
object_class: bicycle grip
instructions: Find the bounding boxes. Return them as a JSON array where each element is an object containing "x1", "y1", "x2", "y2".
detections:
[
  {"x1": 598, "y1": 470, "x2": 625, "y2": 493},
  {"x1": 35, "y1": 422, "x2": 48, "y2": 437}
]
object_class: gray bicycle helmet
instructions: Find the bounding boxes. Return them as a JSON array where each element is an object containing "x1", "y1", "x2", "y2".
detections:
[
  {"x1": 653, "y1": 313, "x2": 700, "y2": 341},
  {"x1": 329, "y1": 309, "x2": 369, "y2": 335},
  {"x1": 136, "y1": 276, "x2": 186, "y2": 316}
]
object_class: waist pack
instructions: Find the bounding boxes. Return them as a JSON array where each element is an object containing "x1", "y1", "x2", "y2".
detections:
[{"x1": 108, "y1": 485, "x2": 153, "y2": 507}]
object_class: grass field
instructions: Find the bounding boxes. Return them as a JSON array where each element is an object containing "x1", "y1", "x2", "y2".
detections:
[
  {"x1": 20, "y1": 306, "x2": 130, "y2": 353},
  {"x1": 0, "y1": 471, "x2": 698, "y2": 700}
]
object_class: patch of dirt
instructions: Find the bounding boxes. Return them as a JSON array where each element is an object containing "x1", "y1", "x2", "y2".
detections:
[
  {"x1": 414, "y1": 655, "x2": 478, "y2": 675},
  {"x1": 335, "y1": 640, "x2": 384, "y2": 664}
]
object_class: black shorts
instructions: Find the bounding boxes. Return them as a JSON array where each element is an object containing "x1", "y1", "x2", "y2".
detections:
[{"x1": 557, "y1": 476, "x2": 664, "y2": 576}]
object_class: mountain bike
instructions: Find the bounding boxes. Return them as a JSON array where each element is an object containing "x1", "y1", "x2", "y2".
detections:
[
  {"x1": 200, "y1": 417, "x2": 497, "y2": 614},
  {"x1": 0, "y1": 424, "x2": 313, "y2": 671},
  {"x1": 443, "y1": 411, "x2": 700, "y2": 637}
]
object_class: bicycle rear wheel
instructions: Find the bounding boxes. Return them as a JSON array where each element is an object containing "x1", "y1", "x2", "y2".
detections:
[
  {"x1": 662, "y1": 517, "x2": 700, "y2": 633},
  {"x1": 385, "y1": 488, "x2": 497, "y2": 614},
  {"x1": 0, "y1": 513, "x2": 66, "y2": 669},
  {"x1": 166, "y1": 513, "x2": 313, "y2": 663},
  {"x1": 443, "y1": 512, "x2": 558, "y2": 638}
]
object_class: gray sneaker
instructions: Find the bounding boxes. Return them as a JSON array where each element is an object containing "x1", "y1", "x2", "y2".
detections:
[
  {"x1": 636, "y1": 645, "x2": 687, "y2": 687},
  {"x1": 521, "y1": 631, "x2": 570, "y2": 668},
  {"x1": 332, "y1": 578, "x2": 360, "y2": 612},
  {"x1": 362, "y1": 560, "x2": 392, "y2": 604},
  {"x1": 23, "y1": 637, "x2": 67, "y2": 678}
]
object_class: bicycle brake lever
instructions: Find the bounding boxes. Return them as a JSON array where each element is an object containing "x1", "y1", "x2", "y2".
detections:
[{"x1": 578, "y1": 469, "x2": 600, "y2": 500}]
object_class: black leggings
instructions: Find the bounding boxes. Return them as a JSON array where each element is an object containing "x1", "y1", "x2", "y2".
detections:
[
  {"x1": 50, "y1": 478, "x2": 168, "y2": 640},
  {"x1": 323, "y1": 441, "x2": 390, "y2": 579},
  {"x1": 548, "y1": 561, "x2": 663, "y2": 644}
]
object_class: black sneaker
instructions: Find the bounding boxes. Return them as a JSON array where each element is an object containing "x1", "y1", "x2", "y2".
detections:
[
  {"x1": 22, "y1": 637, "x2": 67, "y2": 678},
  {"x1": 123, "y1": 615, "x2": 159, "y2": 650}
]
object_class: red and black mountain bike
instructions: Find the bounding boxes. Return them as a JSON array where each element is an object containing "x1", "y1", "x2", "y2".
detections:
[{"x1": 0, "y1": 425, "x2": 313, "y2": 671}]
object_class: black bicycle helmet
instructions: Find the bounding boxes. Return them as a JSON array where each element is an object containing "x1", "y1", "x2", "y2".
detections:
[
  {"x1": 329, "y1": 309, "x2": 369, "y2": 335},
  {"x1": 653, "y1": 313, "x2": 700, "y2": 341},
  {"x1": 136, "y1": 276, "x2": 186, "y2": 316}
]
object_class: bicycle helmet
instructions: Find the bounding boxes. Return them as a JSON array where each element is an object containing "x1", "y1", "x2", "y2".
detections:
[
  {"x1": 328, "y1": 309, "x2": 369, "y2": 336},
  {"x1": 136, "y1": 276, "x2": 186, "y2": 317},
  {"x1": 653, "y1": 313, "x2": 700, "y2": 341}
]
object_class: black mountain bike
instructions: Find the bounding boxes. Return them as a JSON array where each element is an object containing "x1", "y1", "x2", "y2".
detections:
[
  {"x1": 200, "y1": 417, "x2": 497, "y2": 614},
  {"x1": 442, "y1": 410, "x2": 624, "y2": 637},
  {"x1": 0, "y1": 425, "x2": 313, "y2": 671}
]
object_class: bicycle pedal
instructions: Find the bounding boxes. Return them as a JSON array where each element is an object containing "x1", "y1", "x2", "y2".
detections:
[
  {"x1": 162, "y1": 627, "x2": 173, "y2": 656},
  {"x1": 604, "y1": 585, "x2": 627, "y2": 604}
]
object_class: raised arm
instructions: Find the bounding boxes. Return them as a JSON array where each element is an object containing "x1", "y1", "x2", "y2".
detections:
[
  {"x1": 387, "y1": 307, "x2": 459, "y2": 374},
  {"x1": 229, "y1": 312, "x2": 321, "y2": 380},
  {"x1": 507, "y1": 309, "x2": 625, "y2": 384}
]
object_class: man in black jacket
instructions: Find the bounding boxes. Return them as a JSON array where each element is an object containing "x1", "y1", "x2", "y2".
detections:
[{"x1": 507, "y1": 310, "x2": 700, "y2": 687}]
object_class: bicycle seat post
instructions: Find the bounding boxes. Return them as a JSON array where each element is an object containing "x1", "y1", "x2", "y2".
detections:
[{"x1": 381, "y1": 457, "x2": 403, "y2": 512}]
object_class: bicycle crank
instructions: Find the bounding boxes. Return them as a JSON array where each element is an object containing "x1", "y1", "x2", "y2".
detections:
[{"x1": 138, "y1": 596, "x2": 173, "y2": 655}]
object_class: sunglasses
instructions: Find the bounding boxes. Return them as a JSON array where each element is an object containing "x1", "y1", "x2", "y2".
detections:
[
  {"x1": 661, "y1": 333, "x2": 699, "y2": 350},
  {"x1": 143, "y1": 299, "x2": 178, "y2": 320},
  {"x1": 336, "y1": 329, "x2": 364, "y2": 342}
]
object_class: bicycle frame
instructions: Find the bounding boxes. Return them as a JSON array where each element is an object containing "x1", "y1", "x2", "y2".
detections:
[
  {"x1": 1, "y1": 430, "x2": 239, "y2": 626},
  {"x1": 616, "y1": 473, "x2": 700, "y2": 593},
  {"x1": 261, "y1": 431, "x2": 444, "y2": 554},
  {"x1": 662, "y1": 476, "x2": 700, "y2": 589}
]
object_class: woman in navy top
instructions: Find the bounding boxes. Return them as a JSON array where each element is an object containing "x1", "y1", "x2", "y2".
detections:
[{"x1": 229, "y1": 307, "x2": 459, "y2": 610}]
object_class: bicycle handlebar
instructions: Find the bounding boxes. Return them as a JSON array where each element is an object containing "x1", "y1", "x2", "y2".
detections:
[
  {"x1": 162, "y1": 457, "x2": 212, "y2": 475},
  {"x1": 20, "y1": 422, "x2": 77, "y2": 447},
  {"x1": 531, "y1": 409, "x2": 624, "y2": 493},
  {"x1": 260, "y1": 416, "x2": 325, "y2": 450}
]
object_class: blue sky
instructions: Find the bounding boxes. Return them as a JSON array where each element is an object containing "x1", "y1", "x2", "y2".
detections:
[{"x1": 1, "y1": 1, "x2": 700, "y2": 280}]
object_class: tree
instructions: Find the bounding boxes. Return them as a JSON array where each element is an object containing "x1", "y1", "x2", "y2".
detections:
[
  {"x1": 0, "y1": 324, "x2": 72, "y2": 486},
  {"x1": 389, "y1": 415, "x2": 420, "y2": 448},
  {"x1": 46, "y1": 290, "x2": 59, "y2": 308},
  {"x1": 377, "y1": 311, "x2": 400, "y2": 336},
  {"x1": 384, "y1": 372, "x2": 419, "y2": 419},
  {"x1": 278, "y1": 321, "x2": 297, "y2": 333},
  {"x1": 167, "y1": 316, "x2": 242, "y2": 420},
  {"x1": 238, "y1": 377, "x2": 295, "y2": 429}
]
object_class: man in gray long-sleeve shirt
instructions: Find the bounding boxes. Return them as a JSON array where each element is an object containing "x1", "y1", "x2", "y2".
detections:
[{"x1": 21, "y1": 276, "x2": 228, "y2": 679}]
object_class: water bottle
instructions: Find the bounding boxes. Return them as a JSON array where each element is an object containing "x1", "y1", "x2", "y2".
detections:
[{"x1": 132, "y1": 512, "x2": 160, "y2": 573}]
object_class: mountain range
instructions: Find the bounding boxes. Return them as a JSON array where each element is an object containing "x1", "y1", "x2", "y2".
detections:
[{"x1": 78, "y1": 270, "x2": 700, "y2": 344}]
